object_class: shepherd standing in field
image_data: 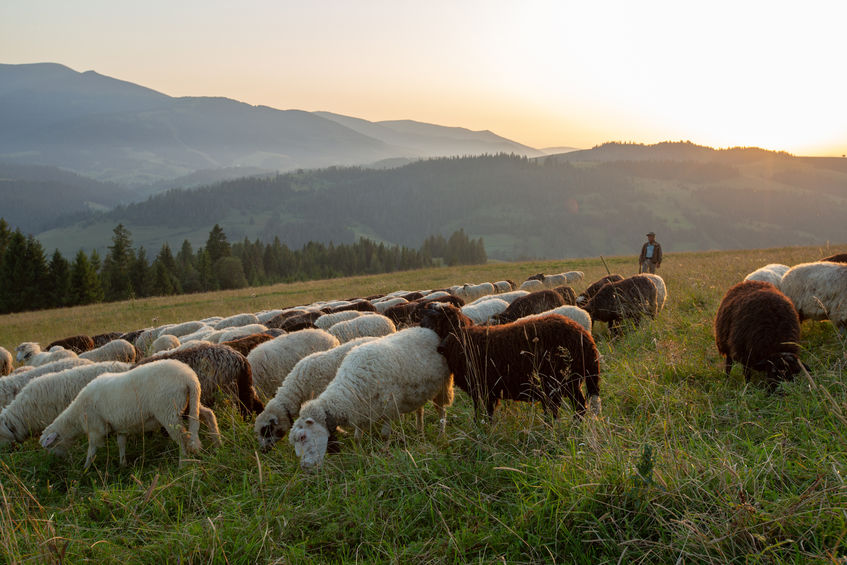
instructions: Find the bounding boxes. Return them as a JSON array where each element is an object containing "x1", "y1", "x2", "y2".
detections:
[{"x1": 639, "y1": 231, "x2": 662, "y2": 274}]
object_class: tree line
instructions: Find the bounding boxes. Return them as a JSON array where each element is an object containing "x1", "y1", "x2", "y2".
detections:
[{"x1": 0, "y1": 219, "x2": 486, "y2": 315}]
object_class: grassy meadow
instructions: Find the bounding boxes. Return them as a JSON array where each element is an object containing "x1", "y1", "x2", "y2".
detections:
[{"x1": 1, "y1": 243, "x2": 847, "y2": 564}]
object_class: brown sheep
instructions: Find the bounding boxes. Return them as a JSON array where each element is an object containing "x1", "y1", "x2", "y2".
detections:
[
  {"x1": 582, "y1": 275, "x2": 658, "y2": 337},
  {"x1": 220, "y1": 333, "x2": 276, "y2": 356},
  {"x1": 821, "y1": 253, "x2": 847, "y2": 264},
  {"x1": 552, "y1": 285, "x2": 577, "y2": 305},
  {"x1": 493, "y1": 289, "x2": 566, "y2": 325},
  {"x1": 419, "y1": 303, "x2": 601, "y2": 419},
  {"x1": 715, "y1": 280, "x2": 805, "y2": 388},
  {"x1": 46, "y1": 335, "x2": 95, "y2": 354},
  {"x1": 138, "y1": 343, "x2": 263, "y2": 419},
  {"x1": 576, "y1": 274, "x2": 625, "y2": 305}
]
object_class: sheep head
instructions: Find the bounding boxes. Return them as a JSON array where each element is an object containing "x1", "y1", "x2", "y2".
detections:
[
  {"x1": 419, "y1": 303, "x2": 472, "y2": 339},
  {"x1": 14, "y1": 342, "x2": 40, "y2": 363},
  {"x1": 255, "y1": 408, "x2": 293, "y2": 452},
  {"x1": 288, "y1": 416, "x2": 329, "y2": 471},
  {"x1": 0, "y1": 417, "x2": 19, "y2": 446},
  {"x1": 39, "y1": 429, "x2": 69, "y2": 457}
]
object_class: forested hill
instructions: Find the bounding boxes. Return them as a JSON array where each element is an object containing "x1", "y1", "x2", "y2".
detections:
[{"x1": 36, "y1": 147, "x2": 847, "y2": 260}]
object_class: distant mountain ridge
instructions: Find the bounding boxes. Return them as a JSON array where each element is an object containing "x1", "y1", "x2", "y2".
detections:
[{"x1": 0, "y1": 63, "x2": 543, "y2": 187}]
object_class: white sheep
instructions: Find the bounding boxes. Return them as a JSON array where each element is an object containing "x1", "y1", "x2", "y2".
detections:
[
  {"x1": 327, "y1": 314, "x2": 396, "y2": 343},
  {"x1": 162, "y1": 320, "x2": 208, "y2": 338},
  {"x1": 641, "y1": 273, "x2": 668, "y2": 312},
  {"x1": 1, "y1": 346, "x2": 12, "y2": 376},
  {"x1": 255, "y1": 336, "x2": 378, "y2": 451},
  {"x1": 177, "y1": 325, "x2": 217, "y2": 344},
  {"x1": 493, "y1": 280, "x2": 516, "y2": 293},
  {"x1": 289, "y1": 327, "x2": 453, "y2": 471},
  {"x1": 373, "y1": 297, "x2": 408, "y2": 313},
  {"x1": 212, "y1": 324, "x2": 269, "y2": 343},
  {"x1": 0, "y1": 358, "x2": 93, "y2": 411},
  {"x1": 744, "y1": 263, "x2": 789, "y2": 288},
  {"x1": 469, "y1": 290, "x2": 529, "y2": 306},
  {"x1": 780, "y1": 261, "x2": 847, "y2": 331},
  {"x1": 151, "y1": 334, "x2": 181, "y2": 354},
  {"x1": 461, "y1": 298, "x2": 510, "y2": 325},
  {"x1": 521, "y1": 305, "x2": 593, "y2": 332},
  {"x1": 79, "y1": 339, "x2": 138, "y2": 363},
  {"x1": 314, "y1": 310, "x2": 365, "y2": 330},
  {"x1": 213, "y1": 313, "x2": 260, "y2": 330},
  {"x1": 14, "y1": 342, "x2": 78, "y2": 367},
  {"x1": 519, "y1": 279, "x2": 545, "y2": 292},
  {"x1": 0, "y1": 361, "x2": 133, "y2": 446},
  {"x1": 248, "y1": 329, "x2": 341, "y2": 398},
  {"x1": 39, "y1": 359, "x2": 221, "y2": 469},
  {"x1": 451, "y1": 282, "x2": 496, "y2": 303}
]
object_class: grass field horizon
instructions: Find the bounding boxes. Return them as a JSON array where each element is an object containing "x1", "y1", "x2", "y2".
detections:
[{"x1": 2, "y1": 243, "x2": 846, "y2": 563}]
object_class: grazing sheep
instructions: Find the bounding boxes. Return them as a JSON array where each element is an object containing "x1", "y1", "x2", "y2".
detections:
[
  {"x1": 494, "y1": 289, "x2": 566, "y2": 325},
  {"x1": 14, "y1": 343, "x2": 78, "y2": 367},
  {"x1": 151, "y1": 334, "x2": 181, "y2": 354},
  {"x1": 249, "y1": 329, "x2": 340, "y2": 398},
  {"x1": 460, "y1": 298, "x2": 510, "y2": 325},
  {"x1": 220, "y1": 333, "x2": 275, "y2": 356},
  {"x1": 493, "y1": 280, "x2": 517, "y2": 293},
  {"x1": 119, "y1": 328, "x2": 148, "y2": 347},
  {"x1": 744, "y1": 264, "x2": 790, "y2": 288},
  {"x1": 451, "y1": 282, "x2": 496, "y2": 303},
  {"x1": 519, "y1": 279, "x2": 545, "y2": 292},
  {"x1": 576, "y1": 274, "x2": 625, "y2": 305},
  {"x1": 323, "y1": 300, "x2": 377, "y2": 314},
  {"x1": 528, "y1": 271, "x2": 584, "y2": 288},
  {"x1": 315, "y1": 310, "x2": 366, "y2": 330},
  {"x1": 780, "y1": 261, "x2": 847, "y2": 331},
  {"x1": 373, "y1": 297, "x2": 409, "y2": 314},
  {"x1": 255, "y1": 336, "x2": 378, "y2": 451},
  {"x1": 46, "y1": 335, "x2": 95, "y2": 354},
  {"x1": 582, "y1": 275, "x2": 659, "y2": 336},
  {"x1": 39, "y1": 359, "x2": 220, "y2": 469},
  {"x1": 0, "y1": 361, "x2": 133, "y2": 446},
  {"x1": 177, "y1": 325, "x2": 217, "y2": 344},
  {"x1": 1, "y1": 346, "x2": 11, "y2": 377},
  {"x1": 213, "y1": 313, "x2": 261, "y2": 330},
  {"x1": 79, "y1": 339, "x2": 138, "y2": 364},
  {"x1": 470, "y1": 290, "x2": 529, "y2": 306},
  {"x1": 521, "y1": 305, "x2": 593, "y2": 333},
  {"x1": 92, "y1": 332, "x2": 122, "y2": 348},
  {"x1": 552, "y1": 285, "x2": 577, "y2": 305},
  {"x1": 327, "y1": 314, "x2": 396, "y2": 343},
  {"x1": 257, "y1": 309, "x2": 286, "y2": 324},
  {"x1": 213, "y1": 324, "x2": 270, "y2": 343},
  {"x1": 715, "y1": 280, "x2": 804, "y2": 387},
  {"x1": 640, "y1": 273, "x2": 667, "y2": 313},
  {"x1": 419, "y1": 303, "x2": 600, "y2": 420},
  {"x1": 0, "y1": 358, "x2": 93, "y2": 411},
  {"x1": 267, "y1": 311, "x2": 324, "y2": 332},
  {"x1": 288, "y1": 327, "x2": 453, "y2": 470},
  {"x1": 821, "y1": 253, "x2": 847, "y2": 264},
  {"x1": 138, "y1": 343, "x2": 263, "y2": 419}
]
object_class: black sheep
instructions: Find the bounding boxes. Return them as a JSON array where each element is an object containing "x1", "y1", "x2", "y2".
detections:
[
  {"x1": 552, "y1": 285, "x2": 577, "y2": 305},
  {"x1": 419, "y1": 303, "x2": 601, "y2": 419},
  {"x1": 385, "y1": 294, "x2": 467, "y2": 327},
  {"x1": 821, "y1": 253, "x2": 847, "y2": 264},
  {"x1": 91, "y1": 332, "x2": 122, "y2": 348},
  {"x1": 714, "y1": 280, "x2": 804, "y2": 388},
  {"x1": 494, "y1": 289, "x2": 566, "y2": 324},
  {"x1": 576, "y1": 274, "x2": 625, "y2": 305},
  {"x1": 266, "y1": 310, "x2": 323, "y2": 331},
  {"x1": 582, "y1": 275, "x2": 658, "y2": 336},
  {"x1": 138, "y1": 343, "x2": 263, "y2": 419},
  {"x1": 46, "y1": 334, "x2": 95, "y2": 354},
  {"x1": 322, "y1": 300, "x2": 377, "y2": 314}
]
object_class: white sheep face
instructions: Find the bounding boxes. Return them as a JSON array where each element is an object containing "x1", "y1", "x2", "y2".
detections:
[
  {"x1": 288, "y1": 417, "x2": 329, "y2": 471},
  {"x1": 39, "y1": 429, "x2": 69, "y2": 457},
  {"x1": 15, "y1": 342, "x2": 37, "y2": 363}
]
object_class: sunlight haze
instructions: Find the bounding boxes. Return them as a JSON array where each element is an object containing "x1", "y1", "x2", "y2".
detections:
[{"x1": 2, "y1": 0, "x2": 845, "y2": 156}]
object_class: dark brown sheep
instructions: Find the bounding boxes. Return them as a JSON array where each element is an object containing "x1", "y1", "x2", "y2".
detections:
[
  {"x1": 552, "y1": 285, "x2": 577, "y2": 305},
  {"x1": 321, "y1": 300, "x2": 377, "y2": 314},
  {"x1": 384, "y1": 294, "x2": 467, "y2": 327},
  {"x1": 714, "y1": 280, "x2": 804, "y2": 388},
  {"x1": 137, "y1": 343, "x2": 263, "y2": 419},
  {"x1": 577, "y1": 274, "x2": 625, "y2": 305},
  {"x1": 46, "y1": 335, "x2": 95, "y2": 354},
  {"x1": 92, "y1": 332, "x2": 122, "y2": 348},
  {"x1": 821, "y1": 253, "x2": 847, "y2": 264},
  {"x1": 221, "y1": 333, "x2": 275, "y2": 356},
  {"x1": 582, "y1": 275, "x2": 658, "y2": 336},
  {"x1": 419, "y1": 303, "x2": 601, "y2": 419},
  {"x1": 494, "y1": 289, "x2": 566, "y2": 324},
  {"x1": 266, "y1": 310, "x2": 323, "y2": 331}
]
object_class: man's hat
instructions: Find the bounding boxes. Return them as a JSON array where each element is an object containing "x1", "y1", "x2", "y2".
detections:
[{"x1": 646, "y1": 231, "x2": 655, "y2": 236}]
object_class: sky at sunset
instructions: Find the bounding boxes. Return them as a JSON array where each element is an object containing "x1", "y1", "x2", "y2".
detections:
[{"x1": 3, "y1": 0, "x2": 846, "y2": 156}]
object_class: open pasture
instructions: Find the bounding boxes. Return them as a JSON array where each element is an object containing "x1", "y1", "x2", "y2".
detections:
[{"x1": 2, "y1": 244, "x2": 846, "y2": 564}]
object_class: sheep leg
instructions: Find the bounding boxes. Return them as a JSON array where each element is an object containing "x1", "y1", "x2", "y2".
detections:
[
  {"x1": 415, "y1": 407, "x2": 424, "y2": 434},
  {"x1": 198, "y1": 405, "x2": 221, "y2": 448},
  {"x1": 84, "y1": 432, "x2": 105, "y2": 470},
  {"x1": 117, "y1": 434, "x2": 128, "y2": 466},
  {"x1": 158, "y1": 412, "x2": 192, "y2": 465}
]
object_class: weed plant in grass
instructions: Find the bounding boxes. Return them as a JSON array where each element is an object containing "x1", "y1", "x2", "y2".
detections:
[{"x1": 1, "y1": 244, "x2": 846, "y2": 563}]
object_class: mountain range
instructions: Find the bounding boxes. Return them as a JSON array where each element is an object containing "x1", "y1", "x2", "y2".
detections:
[{"x1": 0, "y1": 63, "x2": 543, "y2": 187}]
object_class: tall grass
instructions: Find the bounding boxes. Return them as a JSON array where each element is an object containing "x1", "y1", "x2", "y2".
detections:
[{"x1": 1, "y1": 244, "x2": 846, "y2": 563}]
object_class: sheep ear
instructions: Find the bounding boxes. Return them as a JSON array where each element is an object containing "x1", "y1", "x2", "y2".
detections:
[{"x1": 40, "y1": 432, "x2": 58, "y2": 448}]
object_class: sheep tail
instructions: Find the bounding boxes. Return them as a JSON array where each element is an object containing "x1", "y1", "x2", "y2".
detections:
[{"x1": 186, "y1": 380, "x2": 202, "y2": 452}]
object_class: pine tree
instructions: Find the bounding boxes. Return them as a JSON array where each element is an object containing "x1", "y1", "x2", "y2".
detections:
[
  {"x1": 206, "y1": 224, "x2": 231, "y2": 265},
  {"x1": 71, "y1": 250, "x2": 104, "y2": 305},
  {"x1": 104, "y1": 224, "x2": 134, "y2": 301},
  {"x1": 48, "y1": 249, "x2": 72, "y2": 308}
]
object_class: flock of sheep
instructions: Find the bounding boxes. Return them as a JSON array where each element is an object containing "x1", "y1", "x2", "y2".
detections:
[{"x1": 0, "y1": 254, "x2": 845, "y2": 472}]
